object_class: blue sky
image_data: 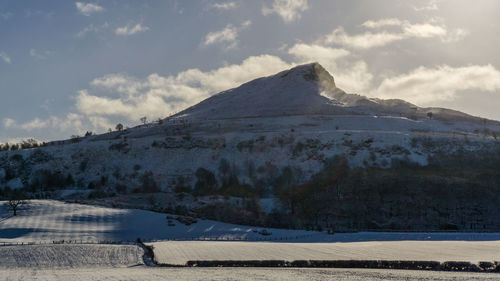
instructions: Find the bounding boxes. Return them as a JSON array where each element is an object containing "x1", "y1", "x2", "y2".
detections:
[{"x1": 1, "y1": 0, "x2": 500, "y2": 142}]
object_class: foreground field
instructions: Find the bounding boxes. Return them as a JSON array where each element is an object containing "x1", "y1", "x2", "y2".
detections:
[
  {"x1": 2, "y1": 267, "x2": 499, "y2": 281},
  {"x1": 148, "y1": 241, "x2": 500, "y2": 266},
  {"x1": 2, "y1": 200, "x2": 500, "y2": 280},
  {"x1": 0, "y1": 244, "x2": 144, "y2": 269}
]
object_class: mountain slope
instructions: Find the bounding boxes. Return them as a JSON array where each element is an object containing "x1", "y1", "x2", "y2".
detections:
[
  {"x1": 175, "y1": 63, "x2": 358, "y2": 119},
  {"x1": 175, "y1": 62, "x2": 498, "y2": 125}
]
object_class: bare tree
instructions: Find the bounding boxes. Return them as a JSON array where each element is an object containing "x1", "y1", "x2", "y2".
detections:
[
  {"x1": 115, "y1": 123, "x2": 124, "y2": 131},
  {"x1": 140, "y1": 116, "x2": 147, "y2": 125},
  {"x1": 8, "y1": 198, "x2": 27, "y2": 216}
]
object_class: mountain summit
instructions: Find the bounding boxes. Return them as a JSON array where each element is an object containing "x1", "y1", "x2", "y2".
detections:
[
  {"x1": 175, "y1": 63, "x2": 358, "y2": 119},
  {"x1": 175, "y1": 62, "x2": 494, "y2": 124}
]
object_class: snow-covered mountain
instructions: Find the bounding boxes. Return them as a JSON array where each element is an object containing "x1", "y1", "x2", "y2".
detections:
[
  {"x1": 175, "y1": 62, "x2": 494, "y2": 124},
  {"x1": 1, "y1": 63, "x2": 499, "y2": 231}
]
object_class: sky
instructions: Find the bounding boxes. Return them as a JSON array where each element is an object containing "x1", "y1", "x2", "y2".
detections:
[{"x1": 1, "y1": 0, "x2": 500, "y2": 142}]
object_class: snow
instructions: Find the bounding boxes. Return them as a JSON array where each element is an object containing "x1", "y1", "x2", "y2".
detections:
[
  {"x1": 1, "y1": 200, "x2": 500, "y2": 278},
  {"x1": 174, "y1": 62, "x2": 500, "y2": 130},
  {"x1": 0, "y1": 244, "x2": 144, "y2": 269},
  {"x1": 3, "y1": 198, "x2": 500, "y2": 244},
  {"x1": 0, "y1": 62, "x2": 499, "y2": 278},
  {"x1": 174, "y1": 63, "x2": 358, "y2": 120},
  {"x1": 0, "y1": 200, "x2": 322, "y2": 243},
  {"x1": 148, "y1": 241, "x2": 500, "y2": 265},
  {"x1": 2, "y1": 267, "x2": 499, "y2": 281}
]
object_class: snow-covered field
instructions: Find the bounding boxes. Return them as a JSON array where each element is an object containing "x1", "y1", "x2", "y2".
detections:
[
  {"x1": 2, "y1": 267, "x2": 499, "y2": 281},
  {"x1": 5, "y1": 200, "x2": 500, "y2": 244},
  {"x1": 0, "y1": 244, "x2": 144, "y2": 269},
  {"x1": 0, "y1": 200, "x2": 323, "y2": 243},
  {"x1": 149, "y1": 241, "x2": 500, "y2": 265},
  {"x1": 1, "y1": 200, "x2": 500, "y2": 280}
]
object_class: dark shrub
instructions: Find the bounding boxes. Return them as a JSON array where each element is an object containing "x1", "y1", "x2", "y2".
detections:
[
  {"x1": 193, "y1": 168, "x2": 217, "y2": 196},
  {"x1": 141, "y1": 171, "x2": 160, "y2": 193}
]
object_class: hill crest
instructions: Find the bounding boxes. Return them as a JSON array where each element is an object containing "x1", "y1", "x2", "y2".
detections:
[
  {"x1": 174, "y1": 63, "x2": 497, "y2": 125},
  {"x1": 174, "y1": 63, "x2": 358, "y2": 119}
]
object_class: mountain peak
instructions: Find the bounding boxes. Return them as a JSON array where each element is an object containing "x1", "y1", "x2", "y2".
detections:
[
  {"x1": 174, "y1": 62, "x2": 353, "y2": 119},
  {"x1": 280, "y1": 62, "x2": 336, "y2": 91}
]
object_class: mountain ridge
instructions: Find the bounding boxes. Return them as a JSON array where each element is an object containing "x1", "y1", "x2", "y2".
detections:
[{"x1": 173, "y1": 62, "x2": 498, "y2": 125}]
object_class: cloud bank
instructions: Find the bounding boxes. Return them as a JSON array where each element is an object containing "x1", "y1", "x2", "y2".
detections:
[
  {"x1": 373, "y1": 64, "x2": 500, "y2": 105},
  {"x1": 262, "y1": 0, "x2": 309, "y2": 23},
  {"x1": 325, "y1": 19, "x2": 467, "y2": 49},
  {"x1": 203, "y1": 21, "x2": 251, "y2": 49},
  {"x1": 212, "y1": 1, "x2": 237, "y2": 10},
  {"x1": 75, "y1": 2, "x2": 105, "y2": 16},
  {"x1": 115, "y1": 23, "x2": 150, "y2": 36},
  {"x1": 0, "y1": 51, "x2": 11, "y2": 64}
]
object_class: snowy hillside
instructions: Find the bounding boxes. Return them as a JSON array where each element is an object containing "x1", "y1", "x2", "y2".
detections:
[{"x1": 0, "y1": 63, "x2": 499, "y2": 231}]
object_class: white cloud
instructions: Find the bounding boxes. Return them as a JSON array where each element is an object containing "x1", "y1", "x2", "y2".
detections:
[
  {"x1": 288, "y1": 43, "x2": 350, "y2": 62},
  {"x1": 76, "y1": 55, "x2": 291, "y2": 121},
  {"x1": 203, "y1": 21, "x2": 251, "y2": 49},
  {"x1": 262, "y1": 0, "x2": 309, "y2": 23},
  {"x1": 403, "y1": 23, "x2": 446, "y2": 38},
  {"x1": 212, "y1": 1, "x2": 237, "y2": 10},
  {"x1": 0, "y1": 51, "x2": 11, "y2": 64},
  {"x1": 442, "y1": 28, "x2": 469, "y2": 43},
  {"x1": 1, "y1": 12, "x2": 13, "y2": 20},
  {"x1": 29, "y1": 49, "x2": 54, "y2": 60},
  {"x1": 362, "y1": 18, "x2": 404, "y2": 29},
  {"x1": 115, "y1": 23, "x2": 150, "y2": 36},
  {"x1": 204, "y1": 25, "x2": 238, "y2": 48},
  {"x1": 413, "y1": 0, "x2": 440, "y2": 11},
  {"x1": 77, "y1": 22, "x2": 109, "y2": 38},
  {"x1": 325, "y1": 19, "x2": 465, "y2": 49},
  {"x1": 75, "y1": 2, "x2": 105, "y2": 16},
  {"x1": 3, "y1": 113, "x2": 104, "y2": 134},
  {"x1": 372, "y1": 64, "x2": 500, "y2": 105},
  {"x1": 88, "y1": 116, "x2": 114, "y2": 130},
  {"x1": 325, "y1": 27, "x2": 405, "y2": 49},
  {"x1": 20, "y1": 118, "x2": 49, "y2": 131},
  {"x1": 91, "y1": 74, "x2": 143, "y2": 96},
  {"x1": 3, "y1": 118, "x2": 16, "y2": 128}
]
